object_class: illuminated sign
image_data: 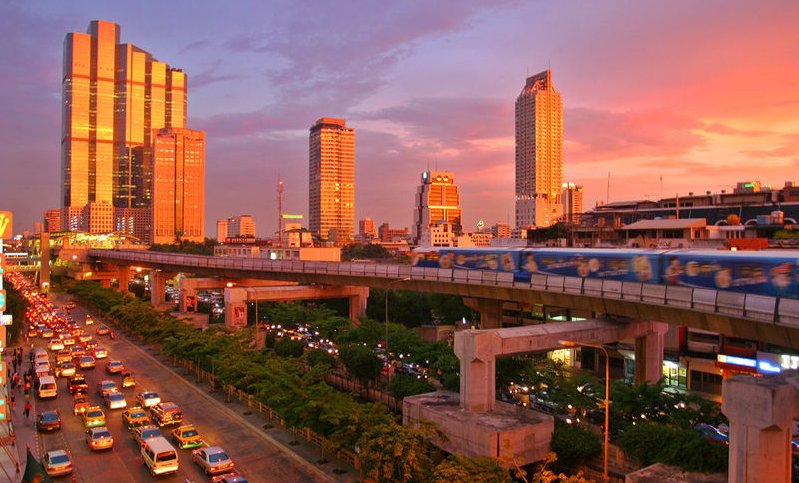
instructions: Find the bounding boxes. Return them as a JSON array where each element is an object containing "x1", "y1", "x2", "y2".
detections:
[
  {"x1": 716, "y1": 354, "x2": 757, "y2": 368},
  {"x1": 0, "y1": 290, "x2": 5, "y2": 312},
  {"x1": 0, "y1": 315, "x2": 10, "y2": 326},
  {"x1": 0, "y1": 211, "x2": 11, "y2": 238},
  {"x1": 282, "y1": 214, "x2": 303, "y2": 220}
]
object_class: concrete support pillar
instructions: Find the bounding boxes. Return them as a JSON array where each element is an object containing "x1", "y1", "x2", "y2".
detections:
[
  {"x1": 348, "y1": 286, "x2": 369, "y2": 323},
  {"x1": 454, "y1": 330, "x2": 501, "y2": 412},
  {"x1": 224, "y1": 287, "x2": 248, "y2": 329},
  {"x1": 633, "y1": 321, "x2": 668, "y2": 385},
  {"x1": 99, "y1": 279, "x2": 111, "y2": 289},
  {"x1": 463, "y1": 297, "x2": 503, "y2": 329},
  {"x1": 116, "y1": 265, "x2": 131, "y2": 294},
  {"x1": 149, "y1": 270, "x2": 174, "y2": 308},
  {"x1": 179, "y1": 287, "x2": 198, "y2": 312},
  {"x1": 722, "y1": 375, "x2": 797, "y2": 483}
]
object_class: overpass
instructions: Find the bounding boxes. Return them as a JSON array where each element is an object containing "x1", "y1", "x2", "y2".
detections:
[{"x1": 86, "y1": 249, "x2": 799, "y2": 348}]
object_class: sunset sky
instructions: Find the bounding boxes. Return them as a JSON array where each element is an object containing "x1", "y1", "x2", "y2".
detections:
[{"x1": 1, "y1": 1, "x2": 797, "y2": 237}]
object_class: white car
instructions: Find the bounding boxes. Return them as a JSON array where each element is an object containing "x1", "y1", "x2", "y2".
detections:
[
  {"x1": 48, "y1": 339, "x2": 65, "y2": 351},
  {"x1": 43, "y1": 449, "x2": 73, "y2": 477},
  {"x1": 104, "y1": 390, "x2": 127, "y2": 410},
  {"x1": 136, "y1": 391, "x2": 161, "y2": 408}
]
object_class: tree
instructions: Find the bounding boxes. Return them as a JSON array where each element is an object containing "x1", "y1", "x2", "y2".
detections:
[
  {"x1": 358, "y1": 421, "x2": 441, "y2": 483},
  {"x1": 432, "y1": 455, "x2": 511, "y2": 482},
  {"x1": 274, "y1": 338, "x2": 306, "y2": 358},
  {"x1": 388, "y1": 374, "x2": 435, "y2": 400},
  {"x1": 549, "y1": 420, "x2": 601, "y2": 471},
  {"x1": 342, "y1": 243, "x2": 391, "y2": 261},
  {"x1": 338, "y1": 344, "x2": 382, "y2": 383}
]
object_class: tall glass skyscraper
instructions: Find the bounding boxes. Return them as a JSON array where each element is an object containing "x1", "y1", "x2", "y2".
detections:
[
  {"x1": 515, "y1": 70, "x2": 563, "y2": 228},
  {"x1": 61, "y1": 20, "x2": 187, "y2": 237},
  {"x1": 309, "y1": 118, "x2": 355, "y2": 244},
  {"x1": 412, "y1": 171, "x2": 462, "y2": 245}
]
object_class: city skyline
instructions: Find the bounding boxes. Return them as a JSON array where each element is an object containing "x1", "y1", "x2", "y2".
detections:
[{"x1": 1, "y1": 1, "x2": 798, "y2": 237}]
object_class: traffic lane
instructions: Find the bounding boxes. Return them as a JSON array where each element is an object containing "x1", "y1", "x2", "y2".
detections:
[
  {"x1": 28, "y1": 341, "x2": 207, "y2": 481},
  {"x1": 95, "y1": 314, "x2": 331, "y2": 481}
]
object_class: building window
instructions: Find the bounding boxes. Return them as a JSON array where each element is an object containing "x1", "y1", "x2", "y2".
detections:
[{"x1": 689, "y1": 370, "x2": 722, "y2": 395}]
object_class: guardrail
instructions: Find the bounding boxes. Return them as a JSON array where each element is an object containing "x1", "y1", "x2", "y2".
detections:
[{"x1": 89, "y1": 250, "x2": 799, "y2": 328}]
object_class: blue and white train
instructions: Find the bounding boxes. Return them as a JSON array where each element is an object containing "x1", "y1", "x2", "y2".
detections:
[{"x1": 411, "y1": 247, "x2": 799, "y2": 299}]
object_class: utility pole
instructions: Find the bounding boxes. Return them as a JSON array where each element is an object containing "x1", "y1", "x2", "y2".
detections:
[{"x1": 277, "y1": 177, "x2": 284, "y2": 247}]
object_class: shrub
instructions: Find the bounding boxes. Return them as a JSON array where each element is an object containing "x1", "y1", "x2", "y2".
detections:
[
  {"x1": 274, "y1": 338, "x2": 306, "y2": 358},
  {"x1": 550, "y1": 419, "x2": 601, "y2": 470},
  {"x1": 616, "y1": 421, "x2": 728, "y2": 473},
  {"x1": 338, "y1": 344, "x2": 382, "y2": 383},
  {"x1": 305, "y1": 348, "x2": 336, "y2": 368},
  {"x1": 388, "y1": 374, "x2": 436, "y2": 400}
]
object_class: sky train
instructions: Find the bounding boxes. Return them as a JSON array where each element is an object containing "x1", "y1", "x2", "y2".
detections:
[{"x1": 411, "y1": 247, "x2": 799, "y2": 299}]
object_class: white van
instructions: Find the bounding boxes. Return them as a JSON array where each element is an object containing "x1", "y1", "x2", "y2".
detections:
[
  {"x1": 141, "y1": 436, "x2": 179, "y2": 476},
  {"x1": 33, "y1": 347, "x2": 49, "y2": 365},
  {"x1": 37, "y1": 375, "x2": 57, "y2": 399}
]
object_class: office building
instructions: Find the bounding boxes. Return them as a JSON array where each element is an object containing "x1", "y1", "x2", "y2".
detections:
[
  {"x1": 44, "y1": 209, "x2": 62, "y2": 233},
  {"x1": 227, "y1": 215, "x2": 256, "y2": 238},
  {"x1": 151, "y1": 128, "x2": 205, "y2": 244},
  {"x1": 562, "y1": 182, "x2": 584, "y2": 224},
  {"x1": 217, "y1": 219, "x2": 228, "y2": 241},
  {"x1": 358, "y1": 217, "x2": 377, "y2": 242},
  {"x1": 491, "y1": 222, "x2": 512, "y2": 238},
  {"x1": 309, "y1": 118, "x2": 355, "y2": 244},
  {"x1": 81, "y1": 201, "x2": 114, "y2": 233},
  {"x1": 62, "y1": 20, "x2": 187, "y2": 236},
  {"x1": 515, "y1": 70, "x2": 563, "y2": 229},
  {"x1": 378, "y1": 223, "x2": 409, "y2": 243},
  {"x1": 412, "y1": 171, "x2": 462, "y2": 244}
]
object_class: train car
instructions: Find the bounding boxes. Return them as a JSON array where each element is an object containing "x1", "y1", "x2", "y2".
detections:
[
  {"x1": 517, "y1": 248, "x2": 664, "y2": 283},
  {"x1": 663, "y1": 249, "x2": 799, "y2": 298},
  {"x1": 411, "y1": 247, "x2": 526, "y2": 273}
]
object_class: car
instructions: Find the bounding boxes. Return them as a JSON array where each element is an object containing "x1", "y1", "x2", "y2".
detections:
[
  {"x1": 122, "y1": 407, "x2": 150, "y2": 430},
  {"x1": 151, "y1": 402, "x2": 183, "y2": 427},
  {"x1": 84, "y1": 314, "x2": 94, "y2": 325},
  {"x1": 43, "y1": 449, "x2": 73, "y2": 477},
  {"x1": 70, "y1": 345, "x2": 86, "y2": 358},
  {"x1": 78, "y1": 355, "x2": 96, "y2": 369},
  {"x1": 42, "y1": 328, "x2": 54, "y2": 338},
  {"x1": 136, "y1": 391, "x2": 161, "y2": 408},
  {"x1": 121, "y1": 371, "x2": 136, "y2": 388},
  {"x1": 104, "y1": 390, "x2": 127, "y2": 410},
  {"x1": 27, "y1": 327, "x2": 38, "y2": 338},
  {"x1": 55, "y1": 349, "x2": 72, "y2": 364},
  {"x1": 84, "y1": 338, "x2": 98, "y2": 350},
  {"x1": 106, "y1": 360, "x2": 124, "y2": 374},
  {"x1": 86, "y1": 427, "x2": 114, "y2": 451},
  {"x1": 78, "y1": 332, "x2": 92, "y2": 343},
  {"x1": 48, "y1": 339, "x2": 65, "y2": 351},
  {"x1": 96, "y1": 325, "x2": 111, "y2": 336},
  {"x1": 134, "y1": 424, "x2": 163, "y2": 446},
  {"x1": 55, "y1": 361, "x2": 76, "y2": 378},
  {"x1": 62, "y1": 336, "x2": 76, "y2": 346},
  {"x1": 192, "y1": 446, "x2": 235, "y2": 475},
  {"x1": 64, "y1": 302, "x2": 76, "y2": 310},
  {"x1": 69, "y1": 374, "x2": 89, "y2": 394},
  {"x1": 211, "y1": 472, "x2": 248, "y2": 483},
  {"x1": 93, "y1": 347, "x2": 108, "y2": 359},
  {"x1": 171, "y1": 424, "x2": 203, "y2": 449},
  {"x1": 694, "y1": 423, "x2": 730, "y2": 445},
  {"x1": 97, "y1": 380, "x2": 117, "y2": 397},
  {"x1": 82, "y1": 407, "x2": 106, "y2": 428},
  {"x1": 37, "y1": 410, "x2": 62, "y2": 432},
  {"x1": 73, "y1": 393, "x2": 91, "y2": 415}
]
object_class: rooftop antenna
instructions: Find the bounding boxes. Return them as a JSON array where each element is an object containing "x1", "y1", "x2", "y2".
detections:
[
  {"x1": 277, "y1": 176, "x2": 284, "y2": 247},
  {"x1": 606, "y1": 172, "x2": 611, "y2": 205}
]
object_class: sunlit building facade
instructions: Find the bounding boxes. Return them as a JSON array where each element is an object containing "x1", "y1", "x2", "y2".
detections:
[
  {"x1": 562, "y1": 182, "x2": 584, "y2": 225},
  {"x1": 151, "y1": 128, "x2": 205, "y2": 244},
  {"x1": 309, "y1": 118, "x2": 355, "y2": 244},
  {"x1": 515, "y1": 70, "x2": 563, "y2": 228},
  {"x1": 412, "y1": 171, "x2": 462, "y2": 245},
  {"x1": 62, "y1": 19, "x2": 187, "y2": 236}
]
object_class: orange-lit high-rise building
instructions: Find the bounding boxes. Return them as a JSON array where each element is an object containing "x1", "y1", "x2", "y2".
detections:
[
  {"x1": 62, "y1": 20, "x2": 188, "y2": 240},
  {"x1": 309, "y1": 118, "x2": 355, "y2": 244},
  {"x1": 515, "y1": 70, "x2": 563, "y2": 228},
  {"x1": 151, "y1": 128, "x2": 205, "y2": 244},
  {"x1": 562, "y1": 182, "x2": 583, "y2": 225},
  {"x1": 412, "y1": 171, "x2": 463, "y2": 245}
]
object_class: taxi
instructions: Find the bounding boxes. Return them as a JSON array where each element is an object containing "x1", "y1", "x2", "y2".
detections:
[
  {"x1": 121, "y1": 407, "x2": 150, "y2": 430},
  {"x1": 82, "y1": 406, "x2": 106, "y2": 428},
  {"x1": 171, "y1": 424, "x2": 204, "y2": 449}
]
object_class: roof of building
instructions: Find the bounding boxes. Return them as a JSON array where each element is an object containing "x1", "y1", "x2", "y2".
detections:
[{"x1": 623, "y1": 218, "x2": 707, "y2": 230}]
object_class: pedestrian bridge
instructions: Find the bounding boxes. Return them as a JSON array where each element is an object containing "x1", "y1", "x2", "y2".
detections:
[{"x1": 87, "y1": 249, "x2": 799, "y2": 348}]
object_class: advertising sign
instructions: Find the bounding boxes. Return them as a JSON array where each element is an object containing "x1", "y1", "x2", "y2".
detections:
[{"x1": 0, "y1": 211, "x2": 11, "y2": 238}]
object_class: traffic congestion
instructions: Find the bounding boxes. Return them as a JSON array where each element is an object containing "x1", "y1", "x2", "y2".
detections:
[{"x1": 8, "y1": 273, "x2": 248, "y2": 482}]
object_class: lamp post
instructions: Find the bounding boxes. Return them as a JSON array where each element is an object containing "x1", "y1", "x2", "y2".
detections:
[
  {"x1": 385, "y1": 278, "x2": 411, "y2": 373},
  {"x1": 559, "y1": 340, "x2": 610, "y2": 483}
]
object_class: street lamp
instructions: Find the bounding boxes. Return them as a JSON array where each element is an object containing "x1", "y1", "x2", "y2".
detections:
[
  {"x1": 385, "y1": 278, "x2": 411, "y2": 371},
  {"x1": 559, "y1": 340, "x2": 610, "y2": 483}
]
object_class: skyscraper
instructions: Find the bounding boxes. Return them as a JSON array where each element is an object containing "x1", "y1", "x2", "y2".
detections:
[
  {"x1": 151, "y1": 128, "x2": 205, "y2": 244},
  {"x1": 562, "y1": 182, "x2": 584, "y2": 225},
  {"x1": 62, "y1": 20, "x2": 187, "y2": 238},
  {"x1": 309, "y1": 118, "x2": 355, "y2": 244},
  {"x1": 515, "y1": 70, "x2": 563, "y2": 228},
  {"x1": 412, "y1": 171, "x2": 462, "y2": 245}
]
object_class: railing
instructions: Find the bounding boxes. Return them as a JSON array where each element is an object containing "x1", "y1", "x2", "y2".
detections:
[{"x1": 90, "y1": 249, "x2": 799, "y2": 328}]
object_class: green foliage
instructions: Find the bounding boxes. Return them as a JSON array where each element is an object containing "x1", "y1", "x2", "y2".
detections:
[
  {"x1": 616, "y1": 421, "x2": 728, "y2": 473},
  {"x1": 338, "y1": 344, "x2": 382, "y2": 383},
  {"x1": 341, "y1": 243, "x2": 392, "y2": 261},
  {"x1": 388, "y1": 374, "x2": 435, "y2": 400},
  {"x1": 148, "y1": 238, "x2": 217, "y2": 255},
  {"x1": 305, "y1": 349, "x2": 336, "y2": 369},
  {"x1": 366, "y1": 289, "x2": 474, "y2": 328},
  {"x1": 274, "y1": 338, "x2": 306, "y2": 358},
  {"x1": 432, "y1": 455, "x2": 511, "y2": 482},
  {"x1": 532, "y1": 453, "x2": 593, "y2": 483},
  {"x1": 358, "y1": 421, "x2": 439, "y2": 483},
  {"x1": 550, "y1": 420, "x2": 601, "y2": 470}
]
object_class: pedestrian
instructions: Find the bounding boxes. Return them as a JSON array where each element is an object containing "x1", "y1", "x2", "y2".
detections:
[{"x1": 23, "y1": 401, "x2": 30, "y2": 419}]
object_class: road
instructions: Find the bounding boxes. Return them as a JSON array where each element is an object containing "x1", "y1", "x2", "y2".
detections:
[{"x1": 12, "y1": 299, "x2": 334, "y2": 482}]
